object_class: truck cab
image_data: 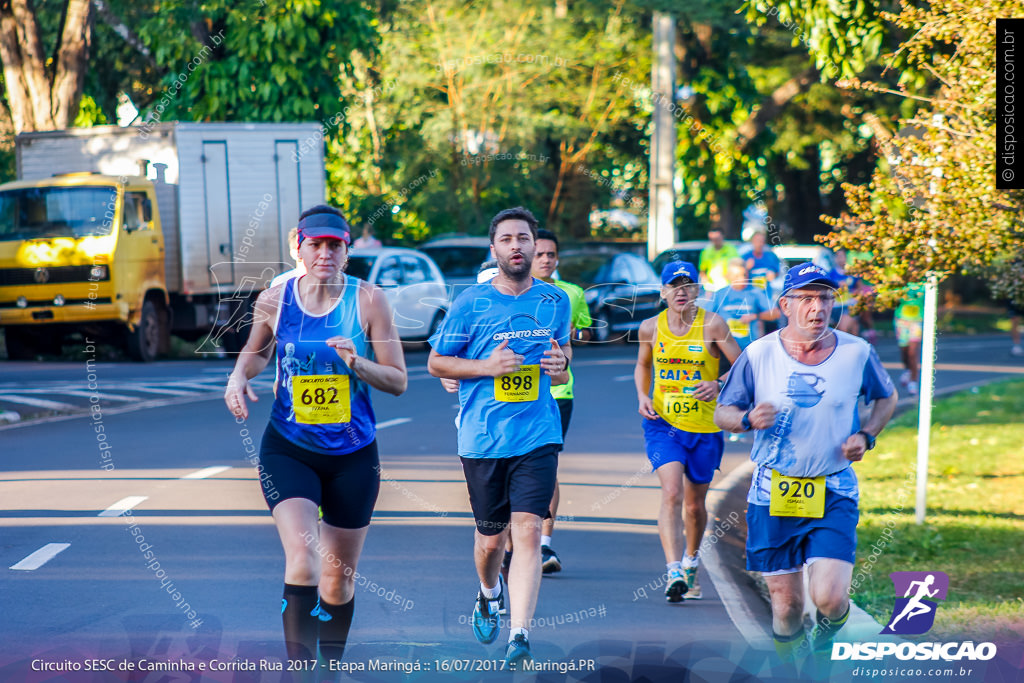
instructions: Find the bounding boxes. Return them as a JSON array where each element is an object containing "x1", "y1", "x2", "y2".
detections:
[{"x1": 0, "y1": 173, "x2": 167, "y2": 360}]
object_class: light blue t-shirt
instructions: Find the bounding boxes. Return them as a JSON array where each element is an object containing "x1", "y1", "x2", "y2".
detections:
[
  {"x1": 707, "y1": 285, "x2": 772, "y2": 348},
  {"x1": 717, "y1": 330, "x2": 894, "y2": 503},
  {"x1": 429, "y1": 279, "x2": 571, "y2": 458}
]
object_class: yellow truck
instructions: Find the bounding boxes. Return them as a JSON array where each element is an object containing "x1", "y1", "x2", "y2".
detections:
[{"x1": 0, "y1": 123, "x2": 325, "y2": 360}]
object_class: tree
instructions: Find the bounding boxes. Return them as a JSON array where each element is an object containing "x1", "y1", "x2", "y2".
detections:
[
  {"x1": 0, "y1": 0, "x2": 93, "y2": 133},
  {"x1": 818, "y1": 0, "x2": 1024, "y2": 308}
]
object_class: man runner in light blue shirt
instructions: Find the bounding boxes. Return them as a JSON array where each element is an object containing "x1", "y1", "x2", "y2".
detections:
[{"x1": 428, "y1": 207, "x2": 571, "y2": 669}]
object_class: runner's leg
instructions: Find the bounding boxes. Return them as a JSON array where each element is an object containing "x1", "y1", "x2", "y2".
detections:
[
  {"x1": 656, "y1": 462, "x2": 685, "y2": 564},
  {"x1": 507, "y1": 511, "x2": 543, "y2": 631},
  {"x1": 273, "y1": 499, "x2": 322, "y2": 662},
  {"x1": 318, "y1": 525, "x2": 370, "y2": 661},
  {"x1": 682, "y1": 479, "x2": 710, "y2": 559}
]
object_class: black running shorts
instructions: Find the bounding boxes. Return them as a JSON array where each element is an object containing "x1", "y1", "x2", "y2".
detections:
[
  {"x1": 460, "y1": 444, "x2": 559, "y2": 536},
  {"x1": 258, "y1": 422, "x2": 380, "y2": 529}
]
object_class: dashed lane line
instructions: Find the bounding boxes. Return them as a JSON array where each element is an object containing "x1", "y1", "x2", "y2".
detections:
[
  {"x1": 181, "y1": 466, "x2": 231, "y2": 480},
  {"x1": 10, "y1": 543, "x2": 71, "y2": 571},
  {"x1": 97, "y1": 496, "x2": 148, "y2": 517}
]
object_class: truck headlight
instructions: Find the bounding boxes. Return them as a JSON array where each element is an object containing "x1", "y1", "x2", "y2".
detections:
[{"x1": 90, "y1": 265, "x2": 108, "y2": 281}]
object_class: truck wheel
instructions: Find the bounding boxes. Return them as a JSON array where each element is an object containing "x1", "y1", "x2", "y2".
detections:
[
  {"x1": 4, "y1": 327, "x2": 37, "y2": 360},
  {"x1": 127, "y1": 300, "x2": 163, "y2": 362}
]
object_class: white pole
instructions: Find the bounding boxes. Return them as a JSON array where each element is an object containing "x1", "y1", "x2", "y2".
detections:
[
  {"x1": 915, "y1": 274, "x2": 938, "y2": 524},
  {"x1": 648, "y1": 12, "x2": 676, "y2": 262}
]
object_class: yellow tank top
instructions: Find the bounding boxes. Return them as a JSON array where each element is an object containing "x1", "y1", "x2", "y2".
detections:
[{"x1": 653, "y1": 308, "x2": 720, "y2": 433}]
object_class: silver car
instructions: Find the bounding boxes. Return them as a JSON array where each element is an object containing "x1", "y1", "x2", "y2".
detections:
[{"x1": 345, "y1": 247, "x2": 448, "y2": 341}]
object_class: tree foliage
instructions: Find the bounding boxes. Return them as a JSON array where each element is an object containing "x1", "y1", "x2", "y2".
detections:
[{"x1": 818, "y1": 0, "x2": 1024, "y2": 308}]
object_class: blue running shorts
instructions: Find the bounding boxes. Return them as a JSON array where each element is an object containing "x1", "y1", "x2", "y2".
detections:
[
  {"x1": 745, "y1": 489, "x2": 858, "y2": 573},
  {"x1": 642, "y1": 418, "x2": 724, "y2": 485}
]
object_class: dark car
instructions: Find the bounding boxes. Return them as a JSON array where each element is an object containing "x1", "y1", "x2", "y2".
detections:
[
  {"x1": 556, "y1": 249, "x2": 664, "y2": 343},
  {"x1": 419, "y1": 236, "x2": 491, "y2": 287}
]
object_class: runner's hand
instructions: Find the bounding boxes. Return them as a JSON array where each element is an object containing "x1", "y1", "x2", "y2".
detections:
[
  {"x1": 225, "y1": 374, "x2": 257, "y2": 420},
  {"x1": 747, "y1": 402, "x2": 776, "y2": 429},
  {"x1": 541, "y1": 339, "x2": 567, "y2": 376},
  {"x1": 638, "y1": 394, "x2": 658, "y2": 420},
  {"x1": 440, "y1": 378, "x2": 460, "y2": 393},
  {"x1": 841, "y1": 432, "x2": 868, "y2": 462},
  {"x1": 488, "y1": 339, "x2": 523, "y2": 376},
  {"x1": 740, "y1": 313, "x2": 758, "y2": 324},
  {"x1": 326, "y1": 336, "x2": 358, "y2": 368},
  {"x1": 693, "y1": 379, "x2": 719, "y2": 401}
]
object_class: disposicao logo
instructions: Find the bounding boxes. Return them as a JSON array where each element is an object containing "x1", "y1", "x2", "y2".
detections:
[
  {"x1": 882, "y1": 571, "x2": 948, "y2": 635},
  {"x1": 832, "y1": 571, "x2": 998, "y2": 662}
]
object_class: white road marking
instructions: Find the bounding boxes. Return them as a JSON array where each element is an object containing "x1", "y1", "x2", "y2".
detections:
[
  {"x1": 0, "y1": 395, "x2": 77, "y2": 410},
  {"x1": 61, "y1": 390, "x2": 140, "y2": 402},
  {"x1": 121, "y1": 386, "x2": 201, "y2": 396},
  {"x1": 10, "y1": 543, "x2": 71, "y2": 571},
  {"x1": 376, "y1": 418, "x2": 412, "y2": 429},
  {"x1": 167, "y1": 381, "x2": 228, "y2": 391},
  {"x1": 98, "y1": 496, "x2": 148, "y2": 517},
  {"x1": 182, "y1": 466, "x2": 231, "y2": 479},
  {"x1": 613, "y1": 374, "x2": 633, "y2": 382}
]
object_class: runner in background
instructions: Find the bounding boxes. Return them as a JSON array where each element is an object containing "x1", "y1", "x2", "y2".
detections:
[
  {"x1": 708, "y1": 258, "x2": 777, "y2": 351},
  {"x1": 352, "y1": 224, "x2": 383, "y2": 249},
  {"x1": 270, "y1": 227, "x2": 306, "y2": 289},
  {"x1": 895, "y1": 283, "x2": 925, "y2": 396},
  {"x1": 826, "y1": 250, "x2": 861, "y2": 335},
  {"x1": 699, "y1": 228, "x2": 740, "y2": 294}
]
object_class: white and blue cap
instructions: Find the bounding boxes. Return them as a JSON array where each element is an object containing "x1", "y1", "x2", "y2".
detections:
[
  {"x1": 782, "y1": 262, "x2": 837, "y2": 294},
  {"x1": 660, "y1": 261, "x2": 698, "y2": 285}
]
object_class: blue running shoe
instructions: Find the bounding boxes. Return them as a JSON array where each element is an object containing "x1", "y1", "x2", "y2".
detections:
[
  {"x1": 472, "y1": 587, "x2": 501, "y2": 644},
  {"x1": 505, "y1": 634, "x2": 532, "y2": 669}
]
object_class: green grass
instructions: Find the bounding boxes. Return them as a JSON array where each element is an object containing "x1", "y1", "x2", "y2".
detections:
[{"x1": 853, "y1": 379, "x2": 1024, "y2": 641}]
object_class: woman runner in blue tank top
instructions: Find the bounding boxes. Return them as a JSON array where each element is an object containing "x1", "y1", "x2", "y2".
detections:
[{"x1": 224, "y1": 206, "x2": 407, "y2": 670}]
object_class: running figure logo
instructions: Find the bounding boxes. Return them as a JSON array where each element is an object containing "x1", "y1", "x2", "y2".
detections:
[{"x1": 881, "y1": 571, "x2": 949, "y2": 635}]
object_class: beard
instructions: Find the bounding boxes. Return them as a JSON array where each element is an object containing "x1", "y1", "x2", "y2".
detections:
[{"x1": 498, "y1": 252, "x2": 532, "y2": 281}]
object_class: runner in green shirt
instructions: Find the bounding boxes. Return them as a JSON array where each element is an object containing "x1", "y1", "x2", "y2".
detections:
[
  {"x1": 698, "y1": 228, "x2": 741, "y2": 293},
  {"x1": 519, "y1": 229, "x2": 591, "y2": 574}
]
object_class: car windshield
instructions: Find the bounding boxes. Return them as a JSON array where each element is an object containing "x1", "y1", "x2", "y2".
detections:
[
  {"x1": 556, "y1": 255, "x2": 608, "y2": 286},
  {"x1": 421, "y1": 246, "x2": 490, "y2": 278},
  {"x1": 344, "y1": 255, "x2": 375, "y2": 281},
  {"x1": 0, "y1": 186, "x2": 119, "y2": 241}
]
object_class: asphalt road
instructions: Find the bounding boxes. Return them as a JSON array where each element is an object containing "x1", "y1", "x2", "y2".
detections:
[{"x1": 1, "y1": 334, "x2": 1022, "y2": 682}]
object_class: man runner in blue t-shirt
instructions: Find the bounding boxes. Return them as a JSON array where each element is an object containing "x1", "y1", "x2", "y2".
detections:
[{"x1": 428, "y1": 207, "x2": 571, "y2": 668}]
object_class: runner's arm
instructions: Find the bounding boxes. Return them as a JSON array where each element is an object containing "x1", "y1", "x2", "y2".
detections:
[
  {"x1": 634, "y1": 317, "x2": 657, "y2": 419},
  {"x1": 225, "y1": 288, "x2": 279, "y2": 418}
]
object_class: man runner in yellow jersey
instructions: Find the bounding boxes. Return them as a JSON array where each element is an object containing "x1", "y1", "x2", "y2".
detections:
[{"x1": 634, "y1": 261, "x2": 741, "y2": 601}]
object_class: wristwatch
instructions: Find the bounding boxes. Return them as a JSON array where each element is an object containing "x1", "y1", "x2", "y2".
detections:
[
  {"x1": 741, "y1": 410, "x2": 752, "y2": 432},
  {"x1": 857, "y1": 430, "x2": 876, "y2": 450}
]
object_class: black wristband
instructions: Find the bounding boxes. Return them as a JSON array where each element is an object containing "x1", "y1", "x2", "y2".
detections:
[{"x1": 741, "y1": 410, "x2": 752, "y2": 432}]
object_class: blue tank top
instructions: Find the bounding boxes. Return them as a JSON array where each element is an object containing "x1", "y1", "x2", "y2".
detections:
[{"x1": 270, "y1": 275, "x2": 376, "y2": 455}]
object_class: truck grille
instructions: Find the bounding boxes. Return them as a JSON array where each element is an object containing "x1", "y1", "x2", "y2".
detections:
[{"x1": 0, "y1": 266, "x2": 108, "y2": 286}]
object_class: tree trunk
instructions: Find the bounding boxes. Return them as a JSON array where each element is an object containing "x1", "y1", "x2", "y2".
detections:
[
  {"x1": 0, "y1": 0, "x2": 94, "y2": 133},
  {"x1": 51, "y1": 0, "x2": 93, "y2": 128}
]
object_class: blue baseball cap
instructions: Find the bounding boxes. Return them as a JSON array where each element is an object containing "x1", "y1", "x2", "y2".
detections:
[
  {"x1": 660, "y1": 261, "x2": 698, "y2": 285},
  {"x1": 782, "y1": 262, "x2": 837, "y2": 294},
  {"x1": 297, "y1": 211, "x2": 352, "y2": 246}
]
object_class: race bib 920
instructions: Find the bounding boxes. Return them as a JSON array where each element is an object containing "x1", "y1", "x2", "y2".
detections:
[
  {"x1": 292, "y1": 375, "x2": 350, "y2": 424},
  {"x1": 769, "y1": 470, "x2": 825, "y2": 518}
]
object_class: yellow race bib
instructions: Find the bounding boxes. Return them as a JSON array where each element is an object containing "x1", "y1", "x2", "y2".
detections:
[
  {"x1": 727, "y1": 318, "x2": 751, "y2": 338},
  {"x1": 663, "y1": 389, "x2": 700, "y2": 418},
  {"x1": 769, "y1": 470, "x2": 825, "y2": 518},
  {"x1": 292, "y1": 375, "x2": 350, "y2": 424},
  {"x1": 494, "y1": 365, "x2": 540, "y2": 402}
]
